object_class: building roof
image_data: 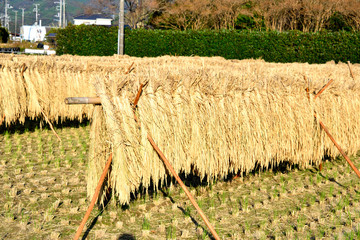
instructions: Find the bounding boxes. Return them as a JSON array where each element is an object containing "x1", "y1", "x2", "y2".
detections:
[{"x1": 74, "y1": 14, "x2": 113, "y2": 20}]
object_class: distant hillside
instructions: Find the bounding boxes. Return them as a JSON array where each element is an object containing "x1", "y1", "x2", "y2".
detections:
[{"x1": 1, "y1": 0, "x2": 91, "y2": 32}]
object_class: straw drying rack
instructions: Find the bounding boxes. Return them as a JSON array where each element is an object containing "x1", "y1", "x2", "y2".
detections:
[{"x1": 64, "y1": 61, "x2": 360, "y2": 240}]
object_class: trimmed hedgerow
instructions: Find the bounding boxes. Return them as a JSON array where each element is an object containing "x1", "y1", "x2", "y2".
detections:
[
  {"x1": 0, "y1": 27, "x2": 9, "y2": 43},
  {"x1": 56, "y1": 25, "x2": 360, "y2": 63},
  {"x1": 56, "y1": 24, "x2": 118, "y2": 56}
]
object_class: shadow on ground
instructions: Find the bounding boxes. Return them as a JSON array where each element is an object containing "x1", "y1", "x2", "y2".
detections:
[{"x1": 0, "y1": 117, "x2": 89, "y2": 134}]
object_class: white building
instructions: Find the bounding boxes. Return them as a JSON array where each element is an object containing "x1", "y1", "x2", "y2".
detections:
[
  {"x1": 20, "y1": 25, "x2": 47, "y2": 42},
  {"x1": 73, "y1": 14, "x2": 113, "y2": 26}
]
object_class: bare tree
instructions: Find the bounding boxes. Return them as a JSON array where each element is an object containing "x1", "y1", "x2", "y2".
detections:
[
  {"x1": 162, "y1": 0, "x2": 212, "y2": 30},
  {"x1": 302, "y1": 0, "x2": 338, "y2": 32},
  {"x1": 256, "y1": 0, "x2": 345, "y2": 32},
  {"x1": 83, "y1": 0, "x2": 159, "y2": 28},
  {"x1": 82, "y1": 0, "x2": 360, "y2": 31},
  {"x1": 212, "y1": 0, "x2": 249, "y2": 30},
  {"x1": 83, "y1": 0, "x2": 118, "y2": 15},
  {"x1": 125, "y1": 0, "x2": 159, "y2": 28},
  {"x1": 152, "y1": 0, "x2": 250, "y2": 30},
  {"x1": 334, "y1": 0, "x2": 360, "y2": 31}
]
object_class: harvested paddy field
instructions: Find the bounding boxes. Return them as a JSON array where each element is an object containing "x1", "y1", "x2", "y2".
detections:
[
  {"x1": 1, "y1": 55, "x2": 360, "y2": 239},
  {"x1": 1, "y1": 124, "x2": 360, "y2": 239}
]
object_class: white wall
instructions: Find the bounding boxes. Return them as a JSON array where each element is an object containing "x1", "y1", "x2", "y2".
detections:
[
  {"x1": 95, "y1": 18, "x2": 112, "y2": 26},
  {"x1": 20, "y1": 25, "x2": 47, "y2": 42},
  {"x1": 74, "y1": 18, "x2": 112, "y2": 26},
  {"x1": 74, "y1": 19, "x2": 96, "y2": 25}
]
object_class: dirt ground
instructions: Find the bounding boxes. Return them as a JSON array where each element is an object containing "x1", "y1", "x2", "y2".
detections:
[{"x1": 1, "y1": 123, "x2": 360, "y2": 239}]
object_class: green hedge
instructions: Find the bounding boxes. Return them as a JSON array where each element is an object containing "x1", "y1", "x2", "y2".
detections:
[
  {"x1": 56, "y1": 26, "x2": 360, "y2": 63},
  {"x1": 56, "y1": 24, "x2": 118, "y2": 56},
  {"x1": 0, "y1": 27, "x2": 9, "y2": 43}
]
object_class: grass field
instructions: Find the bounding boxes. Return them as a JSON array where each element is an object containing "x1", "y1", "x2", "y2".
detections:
[{"x1": 1, "y1": 122, "x2": 360, "y2": 239}]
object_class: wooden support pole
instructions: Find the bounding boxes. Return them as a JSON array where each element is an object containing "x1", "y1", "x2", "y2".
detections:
[
  {"x1": 306, "y1": 79, "x2": 360, "y2": 178},
  {"x1": 315, "y1": 79, "x2": 332, "y2": 170},
  {"x1": 125, "y1": 62, "x2": 134, "y2": 74},
  {"x1": 133, "y1": 84, "x2": 143, "y2": 108},
  {"x1": 69, "y1": 84, "x2": 219, "y2": 239},
  {"x1": 73, "y1": 81, "x2": 142, "y2": 239},
  {"x1": 73, "y1": 153, "x2": 113, "y2": 240},
  {"x1": 131, "y1": 85, "x2": 220, "y2": 240},
  {"x1": 316, "y1": 115, "x2": 360, "y2": 178},
  {"x1": 306, "y1": 79, "x2": 333, "y2": 171},
  {"x1": 0, "y1": 114, "x2": 5, "y2": 125},
  {"x1": 146, "y1": 134, "x2": 220, "y2": 240},
  {"x1": 347, "y1": 61, "x2": 355, "y2": 80},
  {"x1": 314, "y1": 79, "x2": 334, "y2": 100}
]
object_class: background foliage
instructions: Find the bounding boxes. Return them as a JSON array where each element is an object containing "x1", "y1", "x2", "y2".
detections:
[
  {"x1": 82, "y1": 0, "x2": 360, "y2": 32},
  {"x1": 56, "y1": 24, "x2": 118, "y2": 56},
  {"x1": 0, "y1": 27, "x2": 9, "y2": 43},
  {"x1": 56, "y1": 25, "x2": 360, "y2": 64}
]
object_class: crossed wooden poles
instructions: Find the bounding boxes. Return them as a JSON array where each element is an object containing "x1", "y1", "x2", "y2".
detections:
[
  {"x1": 69, "y1": 85, "x2": 220, "y2": 240},
  {"x1": 68, "y1": 78, "x2": 360, "y2": 240},
  {"x1": 306, "y1": 79, "x2": 360, "y2": 177}
]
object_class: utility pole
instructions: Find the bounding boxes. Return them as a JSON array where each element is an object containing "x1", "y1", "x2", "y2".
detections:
[
  {"x1": 0, "y1": 14, "x2": 4, "y2": 27},
  {"x1": 54, "y1": 0, "x2": 62, "y2": 27},
  {"x1": 20, "y1": 8, "x2": 25, "y2": 27},
  {"x1": 117, "y1": 0, "x2": 124, "y2": 55},
  {"x1": 13, "y1": 10, "x2": 17, "y2": 37},
  {"x1": 62, "y1": 0, "x2": 66, "y2": 27},
  {"x1": 33, "y1": 4, "x2": 40, "y2": 25},
  {"x1": 4, "y1": 0, "x2": 13, "y2": 30},
  {"x1": 4, "y1": 0, "x2": 8, "y2": 29}
]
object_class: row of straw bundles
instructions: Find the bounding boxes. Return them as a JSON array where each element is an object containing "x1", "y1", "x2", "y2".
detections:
[
  {"x1": 1, "y1": 54, "x2": 359, "y2": 205},
  {"x1": 88, "y1": 57, "x2": 360, "y2": 205},
  {"x1": 0, "y1": 54, "x2": 134, "y2": 125},
  {"x1": 0, "y1": 54, "x2": 358, "y2": 126}
]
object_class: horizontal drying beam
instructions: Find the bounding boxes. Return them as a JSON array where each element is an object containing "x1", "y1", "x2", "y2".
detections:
[{"x1": 65, "y1": 97, "x2": 101, "y2": 105}]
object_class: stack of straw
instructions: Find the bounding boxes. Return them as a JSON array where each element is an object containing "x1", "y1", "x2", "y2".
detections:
[
  {"x1": 0, "y1": 54, "x2": 131, "y2": 125},
  {"x1": 89, "y1": 56, "x2": 360, "y2": 204},
  {"x1": 1, "y1": 54, "x2": 359, "y2": 204}
]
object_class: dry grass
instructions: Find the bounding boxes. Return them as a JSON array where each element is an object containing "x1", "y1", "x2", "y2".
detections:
[
  {"x1": 0, "y1": 54, "x2": 131, "y2": 124},
  {"x1": 91, "y1": 56, "x2": 360, "y2": 204},
  {"x1": 1, "y1": 125, "x2": 360, "y2": 239},
  {"x1": 1, "y1": 54, "x2": 360, "y2": 204}
]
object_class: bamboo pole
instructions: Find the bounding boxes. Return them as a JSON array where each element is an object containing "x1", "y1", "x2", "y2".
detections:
[
  {"x1": 73, "y1": 153, "x2": 113, "y2": 240},
  {"x1": 65, "y1": 97, "x2": 101, "y2": 105},
  {"x1": 66, "y1": 63, "x2": 135, "y2": 106}
]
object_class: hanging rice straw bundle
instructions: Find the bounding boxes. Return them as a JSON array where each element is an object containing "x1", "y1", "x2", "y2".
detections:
[
  {"x1": 87, "y1": 57, "x2": 360, "y2": 205},
  {"x1": 1, "y1": 54, "x2": 360, "y2": 205}
]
